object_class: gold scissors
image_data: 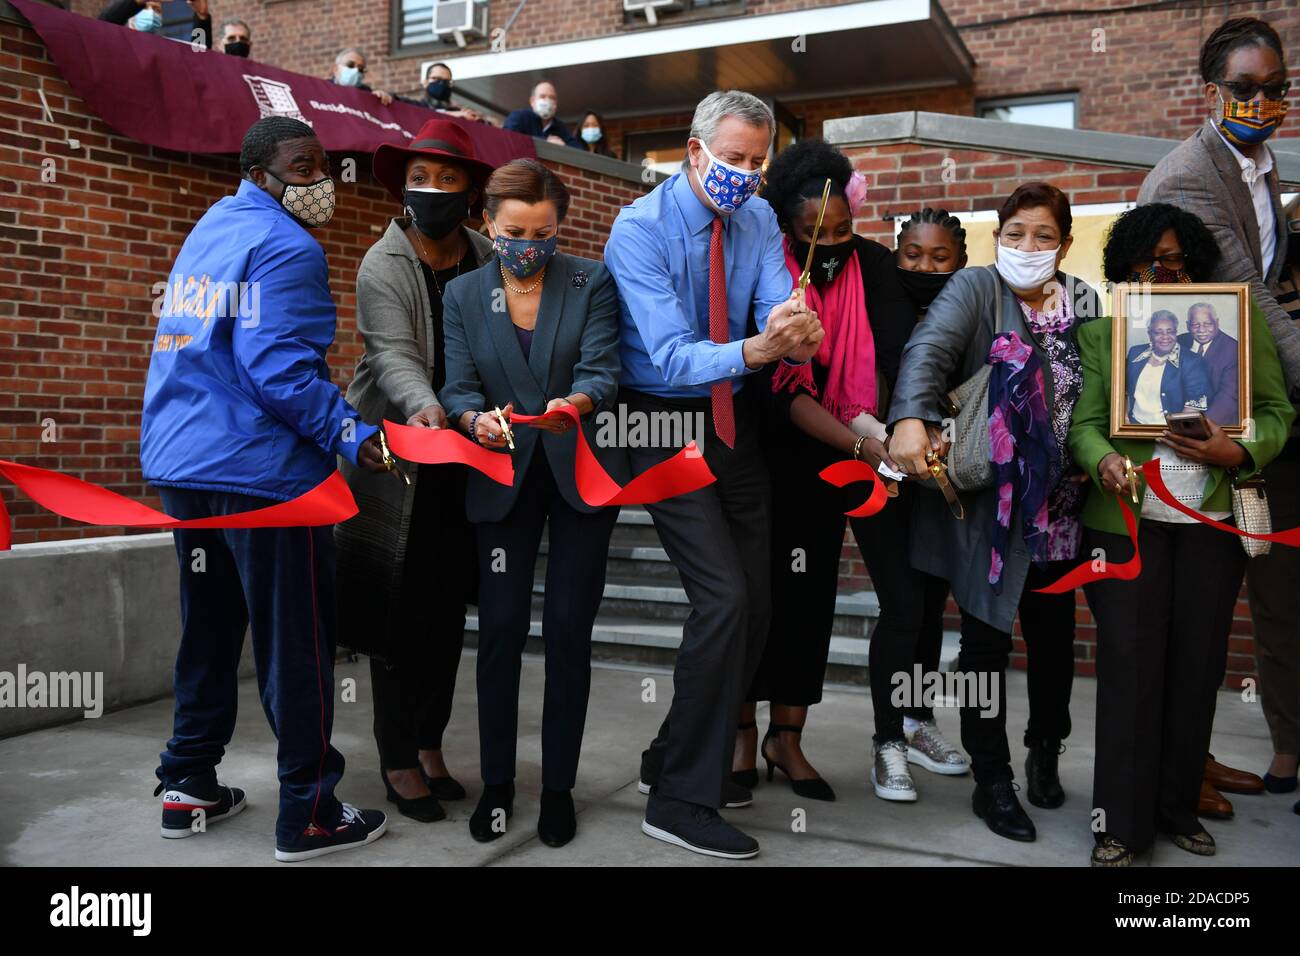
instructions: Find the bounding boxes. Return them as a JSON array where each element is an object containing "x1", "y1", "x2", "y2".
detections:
[
  {"x1": 797, "y1": 178, "x2": 833, "y2": 296},
  {"x1": 377, "y1": 430, "x2": 410, "y2": 485},
  {"x1": 1122, "y1": 455, "x2": 1138, "y2": 504},
  {"x1": 493, "y1": 406, "x2": 515, "y2": 451}
]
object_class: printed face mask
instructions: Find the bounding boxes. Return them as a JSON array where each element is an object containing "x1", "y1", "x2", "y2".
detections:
[
  {"x1": 1216, "y1": 92, "x2": 1288, "y2": 146},
  {"x1": 896, "y1": 265, "x2": 956, "y2": 310},
  {"x1": 994, "y1": 242, "x2": 1059, "y2": 291},
  {"x1": 404, "y1": 187, "x2": 470, "y2": 240},
  {"x1": 533, "y1": 97, "x2": 557, "y2": 121},
  {"x1": 792, "y1": 237, "x2": 855, "y2": 288},
  {"x1": 693, "y1": 140, "x2": 762, "y2": 214},
  {"x1": 269, "y1": 173, "x2": 336, "y2": 228},
  {"x1": 1128, "y1": 264, "x2": 1191, "y2": 284},
  {"x1": 493, "y1": 233, "x2": 558, "y2": 279}
]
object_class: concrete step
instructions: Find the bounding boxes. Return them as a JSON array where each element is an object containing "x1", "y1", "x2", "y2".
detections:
[
  {"x1": 463, "y1": 608, "x2": 960, "y2": 685},
  {"x1": 536, "y1": 542, "x2": 681, "y2": 585},
  {"x1": 525, "y1": 582, "x2": 878, "y2": 637}
]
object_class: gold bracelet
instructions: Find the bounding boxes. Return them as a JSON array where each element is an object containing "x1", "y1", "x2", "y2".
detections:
[{"x1": 852, "y1": 435, "x2": 867, "y2": 461}]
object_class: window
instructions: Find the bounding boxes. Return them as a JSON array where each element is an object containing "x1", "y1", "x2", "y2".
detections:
[
  {"x1": 623, "y1": 128, "x2": 690, "y2": 175},
  {"x1": 397, "y1": 0, "x2": 439, "y2": 49},
  {"x1": 977, "y1": 95, "x2": 1077, "y2": 130}
]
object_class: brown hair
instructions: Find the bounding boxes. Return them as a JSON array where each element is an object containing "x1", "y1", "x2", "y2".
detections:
[
  {"x1": 483, "y1": 158, "x2": 570, "y2": 222},
  {"x1": 997, "y1": 181, "x2": 1072, "y2": 238}
]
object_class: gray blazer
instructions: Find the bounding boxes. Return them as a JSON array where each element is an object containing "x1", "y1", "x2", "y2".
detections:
[
  {"x1": 887, "y1": 265, "x2": 1101, "y2": 632},
  {"x1": 439, "y1": 251, "x2": 625, "y2": 523},
  {"x1": 1138, "y1": 120, "x2": 1300, "y2": 397},
  {"x1": 334, "y1": 219, "x2": 493, "y2": 652}
]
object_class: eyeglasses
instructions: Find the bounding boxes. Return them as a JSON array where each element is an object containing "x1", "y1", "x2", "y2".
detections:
[
  {"x1": 1133, "y1": 253, "x2": 1186, "y2": 271},
  {"x1": 1217, "y1": 79, "x2": 1291, "y2": 102}
]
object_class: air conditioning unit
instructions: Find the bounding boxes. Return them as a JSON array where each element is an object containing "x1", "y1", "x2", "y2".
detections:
[
  {"x1": 623, "y1": 0, "x2": 684, "y2": 27},
  {"x1": 433, "y1": 0, "x2": 489, "y2": 47}
]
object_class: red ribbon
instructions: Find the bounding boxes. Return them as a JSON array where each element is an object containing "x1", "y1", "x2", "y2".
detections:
[
  {"x1": 818, "y1": 459, "x2": 890, "y2": 518},
  {"x1": 381, "y1": 419, "x2": 514, "y2": 486},
  {"x1": 0, "y1": 460, "x2": 356, "y2": 552},
  {"x1": 511, "y1": 404, "x2": 716, "y2": 506},
  {"x1": 1033, "y1": 457, "x2": 1300, "y2": 592}
]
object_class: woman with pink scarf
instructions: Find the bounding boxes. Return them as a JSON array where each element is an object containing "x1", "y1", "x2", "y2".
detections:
[{"x1": 730, "y1": 139, "x2": 923, "y2": 802}]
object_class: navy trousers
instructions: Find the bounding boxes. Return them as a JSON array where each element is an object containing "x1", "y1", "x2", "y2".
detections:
[{"x1": 156, "y1": 486, "x2": 346, "y2": 844}]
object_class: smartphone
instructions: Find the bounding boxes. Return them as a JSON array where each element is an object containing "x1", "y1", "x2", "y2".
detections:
[{"x1": 1165, "y1": 410, "x2": 1211, "y2": 441}]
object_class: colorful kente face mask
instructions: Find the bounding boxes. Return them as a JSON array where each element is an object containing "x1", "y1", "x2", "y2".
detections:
[
  {"x1": 1129, "y1": 264, "x2": 1192, "y2": 284},
  {"x1": 1216, "y1": 92, "x2": 1288, "y2": 146},
  {"x1": 493, "y1": 233, "x2": 558, "y2": 279},
  {"x1": 693, "y1": 140, "x2": 762, "y2": 214}
]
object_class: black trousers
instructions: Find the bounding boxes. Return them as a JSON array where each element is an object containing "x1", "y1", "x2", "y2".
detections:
[
  {"x1": 474, "y1": 451, "x2": 618, "y2": 791},
  {"x1": 956, "y1": 560, "x2": 1076, "y2": 786},
  {"x1": 371, "y1": 463, "x2": 475, "y2": 770},
  {"x1": 1084, "y1": 520, "x2": 1246, "y2": 851},
  {"x1": 626, "y1": 385, "x2": 772, "y2": 809},
  {"x1": 749, "y1": 477, "x2": 948, "y2": 742}
]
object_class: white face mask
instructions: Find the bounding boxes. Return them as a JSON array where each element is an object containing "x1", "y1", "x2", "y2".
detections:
[
  {"x1": 533, "y1": 97, "x2": 557, "y2": 121},
  {"x1": 994, "y1": 243, "x2": 1059, "y2": 291}
]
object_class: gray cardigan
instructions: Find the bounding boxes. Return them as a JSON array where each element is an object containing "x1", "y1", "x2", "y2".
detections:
[
  {"x1": 334, "y1": 219, "x2": 493, "y2": 655},
  {"x1": 887, "y1": 264, "x2": 1101, "y2": 632},
  {"x1": 438, "y1": 251, "x2": 625, "y2": 523}
]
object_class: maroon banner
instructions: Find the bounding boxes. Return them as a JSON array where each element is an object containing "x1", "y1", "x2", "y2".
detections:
[{"x1": 11, "y1": 0, "x2": 536, "y2": 167}]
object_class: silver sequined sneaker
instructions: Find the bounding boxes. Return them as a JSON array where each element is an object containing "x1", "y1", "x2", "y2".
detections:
[
  {"x1": 871, "y1": 740, "x2": 918, "y2": 802},
  {"x1": 906, "y1": 720, "x2": 970, "y2": 776}
]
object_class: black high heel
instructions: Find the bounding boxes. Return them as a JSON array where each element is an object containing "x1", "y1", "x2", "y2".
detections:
[
  {"x1": 381, "y1": 768, "x2": 446, "y2": 823},
  {"x1": 762, "y1": 724, "x2": 836, "y2": 801},
  {"x1": 732, "y1": 719, "x2": 759, "y2": 789}
]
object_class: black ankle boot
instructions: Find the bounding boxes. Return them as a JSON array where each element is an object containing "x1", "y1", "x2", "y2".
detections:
[
  {"x1": 972, "y1": 781, "x2": 1036, "y2": 842},
  {"x1": 469, "y1": 782, "x2": 515, "y2": 843},
  {"x1": 537, "y1": 788, "x2": 577, "y2": 847},
  {"x1": 1025, "y1": 739, "x2": 1066, "y2": 809}
]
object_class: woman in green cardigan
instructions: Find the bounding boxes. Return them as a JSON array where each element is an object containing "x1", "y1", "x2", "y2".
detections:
[{"x1": 1069, "y1": 203, "x2": 1294, "y2": 866}]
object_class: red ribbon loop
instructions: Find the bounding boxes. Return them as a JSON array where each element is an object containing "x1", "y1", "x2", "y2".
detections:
[{"x1": 818, "y1": 458, "x2": 890, "y2": 518}]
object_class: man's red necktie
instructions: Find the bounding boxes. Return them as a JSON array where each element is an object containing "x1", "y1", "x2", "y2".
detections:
[{"x1": 708, "y1": 216, "x2": 736, "y2": 449}]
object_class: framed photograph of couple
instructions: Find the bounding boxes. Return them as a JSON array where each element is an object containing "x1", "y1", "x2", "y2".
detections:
[{"x1": 1109, "y1": 282, "x2": 1252, "y2": 439}]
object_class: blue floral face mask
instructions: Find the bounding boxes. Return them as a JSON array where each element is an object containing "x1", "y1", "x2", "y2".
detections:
[
  {"x1": 693, "y1": 140, "x2": 762, "y2": 214},
  {"x1": 493, "y1": 233, "x2": 558, "y2": 279}
]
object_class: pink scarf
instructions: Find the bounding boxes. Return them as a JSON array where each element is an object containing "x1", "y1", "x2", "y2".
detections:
[{"x1": 770, "y1": 235, "x2": 877, "y2": 423}]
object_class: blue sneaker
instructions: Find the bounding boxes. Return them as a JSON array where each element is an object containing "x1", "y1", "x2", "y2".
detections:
[
  {"x1": 159, "y1": 778, "x2": 247, "y2": 839},
  {"x1": 274, "y1": 804, "x2": 387, "y2": 862}
]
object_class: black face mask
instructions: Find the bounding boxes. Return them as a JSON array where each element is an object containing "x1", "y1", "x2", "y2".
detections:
[
  {"x1": 404, "y1": 188, "x2": 470, "y2": 240},
  {"x1": 896, "y1": 265, "x2": 954, "y2": 311},
  {"x1": 224, "y1": 40, "x2": 250, "y2": 57},
  {"x1": 426, "y1": 79, "x2": 451, "y2": 102},
  {"x1": 791, "y1": 237, "x2": 855, "y2": 288}
]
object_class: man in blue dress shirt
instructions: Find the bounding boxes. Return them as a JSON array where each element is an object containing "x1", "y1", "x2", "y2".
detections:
[{"x1": 604, "y1": 90, "x2": 822, "y2": 860}]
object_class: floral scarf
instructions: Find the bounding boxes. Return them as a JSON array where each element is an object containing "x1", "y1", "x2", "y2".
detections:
[{"x1": 987, "y1": 332, "x2": 1056, "y2": 592}]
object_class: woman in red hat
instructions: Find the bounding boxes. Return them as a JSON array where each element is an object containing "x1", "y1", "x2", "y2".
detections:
[{"x1": 335, "y1": 119, "x2": 497, "y2": 824}]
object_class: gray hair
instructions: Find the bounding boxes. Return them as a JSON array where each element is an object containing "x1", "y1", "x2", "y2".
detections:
[
  {"x1": 689, "y1": 90, "x2": 775, "y2": 148},
  {"x1": 335, "y1": 47, "x2": 366, "y2": 66},
  {"x1": 219, "y1": 18, "x2": 251, "y2": 37}
]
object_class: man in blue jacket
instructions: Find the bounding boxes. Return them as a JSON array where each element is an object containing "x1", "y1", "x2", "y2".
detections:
[
  {"x1": 503, "y1": 80, "x2": 583, "y2": 149},
  {"x1": 140, "y1": 116, "x2": 390, "y2": 862}
]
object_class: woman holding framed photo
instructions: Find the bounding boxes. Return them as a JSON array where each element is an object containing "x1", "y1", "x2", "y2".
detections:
[{"x1": 1069, "y1": 202, "x2": 1294, "y2": 866}]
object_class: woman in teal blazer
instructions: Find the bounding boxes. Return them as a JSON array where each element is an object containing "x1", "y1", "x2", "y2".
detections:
[{"x1": 1068, "y1": 204, "x2": 1294, "y2": 866}]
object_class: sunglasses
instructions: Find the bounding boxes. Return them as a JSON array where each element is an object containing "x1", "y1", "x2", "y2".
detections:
[
  {"x1": 1133, "y1": 253, "x2": 1187, "y2": 270},
  {"x1": 1217, "y1": 79, "x2": 1291, "y2": 102}
]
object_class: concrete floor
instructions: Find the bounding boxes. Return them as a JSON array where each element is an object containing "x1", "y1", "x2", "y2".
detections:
[{"x1": 1, "y1": 653, "x2": 1295, "y2": 867}]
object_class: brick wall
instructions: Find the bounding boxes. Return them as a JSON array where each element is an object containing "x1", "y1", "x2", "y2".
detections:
[{"x1": 0, "y1": 11, "x2": 649, "y2": 544}]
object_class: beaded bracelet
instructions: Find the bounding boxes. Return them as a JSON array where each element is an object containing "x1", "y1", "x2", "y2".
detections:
[{"x1": 469, "y1": 410, "x2": 483, "y2": 445}]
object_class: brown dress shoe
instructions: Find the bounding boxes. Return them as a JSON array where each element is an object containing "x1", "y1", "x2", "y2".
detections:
[
  {"x1": 1198, "y1": 778, "x2": 1234, "y2": 819},
  {"x1": 1205, "y1": 754, "x2": 1266, "y2": 794}
]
